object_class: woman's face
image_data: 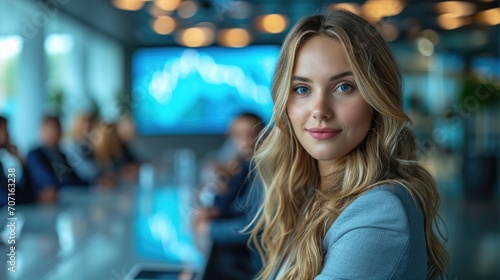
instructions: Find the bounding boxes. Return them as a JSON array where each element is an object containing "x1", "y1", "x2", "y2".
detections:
[
  {"x1": 286, "y1": 36, "x2": 372, "y2": 172},
  {"x1": 41, "y1": 120, "x2": 62, "y2": 148}
]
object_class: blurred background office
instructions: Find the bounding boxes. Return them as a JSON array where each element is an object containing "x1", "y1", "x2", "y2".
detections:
[{"x1": 0, "y1": 0, "x2": 499, "y2": 279}]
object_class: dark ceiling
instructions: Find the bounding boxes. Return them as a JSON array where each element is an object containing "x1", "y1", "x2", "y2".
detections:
[{"x1": 50, "y1": 0, "x2": 499, "y2": 55}]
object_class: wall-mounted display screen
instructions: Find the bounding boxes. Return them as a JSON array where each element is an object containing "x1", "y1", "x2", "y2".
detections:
[{"x1": 132, "y1": 46, "x2": 280, "y2": 135}]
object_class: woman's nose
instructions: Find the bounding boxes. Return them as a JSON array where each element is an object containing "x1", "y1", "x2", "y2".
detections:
[{"x1": 312, "y1": 94, "x2": 333, "y2": 120}]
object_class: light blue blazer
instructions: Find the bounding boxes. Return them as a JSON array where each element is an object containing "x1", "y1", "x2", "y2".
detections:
[{"x1": 314, "y1": 184, "x2": 428, "y2": 280}]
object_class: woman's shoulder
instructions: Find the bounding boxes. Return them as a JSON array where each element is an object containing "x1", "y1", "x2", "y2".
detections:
[
  {"x1": 324, "y1": 184, "x2": 424, "y2": 245},
  {"x1": 366, "y1": 184, "x2": 418, "y2": 206},
  {"x1": 319, "y1": 187, "x2": 428, "y2": 279},
  {"x1": 320, "y1": 185, "x2": 428, "y2": 278},
  {"x1": 347, "y1": 184, "x2": 420, "y2": 216}
]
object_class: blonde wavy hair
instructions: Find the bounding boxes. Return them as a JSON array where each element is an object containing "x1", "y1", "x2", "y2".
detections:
[
  {"x1": 93, "y1": 121, "x2": 124, "y2": 167},
  {"x1": 249, "y1": 10, "x2": 448, "y2": 280}
]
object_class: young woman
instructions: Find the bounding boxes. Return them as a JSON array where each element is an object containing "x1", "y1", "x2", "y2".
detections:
[{"x1": 249, "y1": 10, "x2": 448, "y2": 279}]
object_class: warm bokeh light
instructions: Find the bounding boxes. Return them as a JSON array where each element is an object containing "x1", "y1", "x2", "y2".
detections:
[
  {"x1": 112, "y1": 0, "x2": 144, "y2": 11},
  {"x1": 435, "y1": 1, "x2": 476, "y2": 17},
  {"x1": 329, "y1": 3, "x2": 361, "y2": 15},
  {"x1": 256, "y1": 14, "x2": 288, "y2": 33},
  {"x1": 476, "y1": 8, "x2": 500, "y2": 25},
  {"x1": 151, "y1": 16, "x2": 176, "y2": 35},
  {"x1": 417, "y1": 37, "x2": 434, "y2": 56},
  {"x1": 362, "y1": 0, "x2": 405, "y2": 22},
  {"x1": 176, "y1": 27, "x2": 214, "y2": 47},
  {"x1": 154, "y1": 0, "x2": 181, "y2": 12},
  {"x1": 217, "y1": 28, "x2": 251, "y2": 47},
  {"x1": 437, "y1": 13, "x2": 472, "y2": 30},
  {"x1": 177, "y1": 1, "x2": 197, "y2": 19}
]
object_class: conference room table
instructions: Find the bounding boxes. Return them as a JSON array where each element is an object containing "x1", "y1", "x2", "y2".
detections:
[{"x1": 0, "y1": 184, "x2": 209, "y2": 280}]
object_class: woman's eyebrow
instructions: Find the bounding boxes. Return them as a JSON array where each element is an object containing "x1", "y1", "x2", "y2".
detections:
[{"x1": 292, "y1": 71, "x2": 353, "y2": 83}]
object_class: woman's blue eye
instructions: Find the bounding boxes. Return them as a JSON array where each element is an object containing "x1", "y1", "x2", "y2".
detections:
[
  {"x1": 295, "y1": 86, "x2": 309, "y2": 95},
  {"x1": 337, "y1": 84, "x2": 352, "y2": 93}
]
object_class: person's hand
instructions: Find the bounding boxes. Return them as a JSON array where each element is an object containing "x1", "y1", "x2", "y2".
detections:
[
  {"x1": 194, "y1": 218, "x2": 210, "y2": 236},
  {"x1": 193, "y1": 208, "x2": 208, "y2": 227},
  {"x1": 194, "y1": 207, "x2": 219, "y2": 222},
  {"x1": 193, "y1": 207, "x2": 219, "y2": 236}
]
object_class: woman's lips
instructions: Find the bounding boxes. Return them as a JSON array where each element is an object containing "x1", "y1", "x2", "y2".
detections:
[{"x1": 307, "y1": 127, "x2": 342, "y2": 140}]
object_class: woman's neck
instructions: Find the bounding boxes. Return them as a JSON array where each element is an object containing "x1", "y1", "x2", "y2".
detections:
[{"x1": 318, "y1": 160, "x2": 338, "y2": 188}]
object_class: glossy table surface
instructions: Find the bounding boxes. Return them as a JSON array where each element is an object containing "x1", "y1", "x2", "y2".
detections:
[{"x1": 0, "y1": 185, "x2": 207, "y2": 280}]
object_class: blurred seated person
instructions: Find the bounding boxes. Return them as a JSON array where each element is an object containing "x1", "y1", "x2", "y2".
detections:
[
  {"x1": 116, "y1": 115, "x2": 141, "y2": 173},
  {"x1": 197, "y1": 113, "x2": 264, "y2": 219},
  {"x1": 0, "y1": 115, "x2": 35, "y2": 207},
  {"x1": 93, "y1": 121, "x2": 139, "y2": 186},
  {"x1": 26, "y1": 115, "x2": 87, "y2": 204},
  {"x1": 194, "y1": 113, "x2": 264, "y2": 279},
  {"x1": 116, "y1": 115, "x2": 137, "y2": 148},
  {"x1": 63, "y1": 113, "x2": 101, "y2": 184}
]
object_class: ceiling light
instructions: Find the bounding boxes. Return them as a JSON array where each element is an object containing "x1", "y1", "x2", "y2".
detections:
[
  {"x1": 151, "y1": 16, "x2": 176, "y2": 35},
  {"x1": 256, "y1": 14, "x2": 288, "y2": 34},
  {"x1": 177, "y1": 1, "x2": 197, "y2": 19},
  {"x1": 218, "y1": 28, "x2": 251, "y2": 47},
  {"x1": 435, "y1": 1, "x2": 476, "y2": 17},
  {"x1": 476, "y1": 8, "x2": 500, "y2": 25},
  {"x1": 362, "y1": 0, "x2": 405, "y2": 22},
  {"x1": 112, "y1": 0, "x2": 144, "y2": 11},
  {"x1": 154, "y1": 0, "x2": 181, "y2": 12},
  {"x1": 176, "y1": 27, "x2": 214, "y2": 47},
  {"x1": 437, "y1": 13, "x2": 472, "y2": 30},
  {"x1": 329, "y1": 3, "x2": 361, "y2": 15}
]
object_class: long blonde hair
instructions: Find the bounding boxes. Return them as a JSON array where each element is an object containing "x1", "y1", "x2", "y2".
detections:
[
  {"x1": 93, "y1": 121, "x2": 124, "y2": 167},
  {"x1": 250, "y1": 10, "x2": 448, "y2": 280}
]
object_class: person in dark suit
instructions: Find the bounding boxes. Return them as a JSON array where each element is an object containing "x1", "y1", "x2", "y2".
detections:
[
  {"x1": 194, "y1": 113, "x2": 264, "y2": 280},
  {"x1": 200, "y1": 174, "x2": 263, "y2": 280},
  {"x1": 26, "y1": 115, "x2": 87, "y2": 204},
  {"x1": 196, "y1": 113, "x2": 264, "y2": 219},
  {"x1": 0, "y1": 115, "x2": 35, "y2": 207}
]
